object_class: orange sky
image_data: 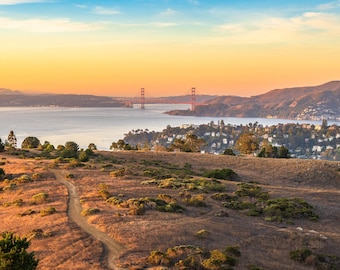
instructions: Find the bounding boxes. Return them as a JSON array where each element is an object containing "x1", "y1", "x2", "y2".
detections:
[{"x1": 1, "y1": 1, "x2": 340, "y2": 97}]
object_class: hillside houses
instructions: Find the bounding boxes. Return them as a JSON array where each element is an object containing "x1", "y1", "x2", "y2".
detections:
[{"x1": 123, "y1": 121, "x2": 340, "y2": 161}]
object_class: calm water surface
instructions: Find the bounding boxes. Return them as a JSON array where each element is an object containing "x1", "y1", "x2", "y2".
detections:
[{"x1": 0, "y1": 105, "x2": 329, "y2": 150}]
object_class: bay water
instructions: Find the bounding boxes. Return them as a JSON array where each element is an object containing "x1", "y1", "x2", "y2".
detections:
[{"x1": 0, "y1": 104, "x2": 329, "y2": 150}]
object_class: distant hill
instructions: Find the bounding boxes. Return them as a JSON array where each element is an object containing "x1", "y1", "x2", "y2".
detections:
[
  {"x1": 0, "y1": 92, "x2": 126, "y2": 107},
  {"x1": 167, "y1": 81, "x2": 340, "y2": 120},
  {"x1": 0, "y1": 88, "x2": 22, "y2": 95}
]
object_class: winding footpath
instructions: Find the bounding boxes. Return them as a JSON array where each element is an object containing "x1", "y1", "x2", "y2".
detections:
[{"x1": 51, "y1": 170, "x2": 126, "y2": 270}]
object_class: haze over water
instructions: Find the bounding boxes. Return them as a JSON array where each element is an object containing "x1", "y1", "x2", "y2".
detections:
[{"x1": 0, "y1": 105, "x2": 330, "y2": 150}]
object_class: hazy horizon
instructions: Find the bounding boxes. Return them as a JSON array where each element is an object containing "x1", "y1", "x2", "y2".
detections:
[{"x1": 1, "y1": 0, "x2": 340, "y2": 97}]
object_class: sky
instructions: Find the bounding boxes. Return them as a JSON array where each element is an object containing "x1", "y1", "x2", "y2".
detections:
[{"x1": 1, "y1": 0, "x2": 340, "y2": 97}]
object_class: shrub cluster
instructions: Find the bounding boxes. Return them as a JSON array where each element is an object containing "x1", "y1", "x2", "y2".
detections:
[
  {"x1": 147, "y1": 245, "x2": 241, "y2": 269},
  {"x1": 142, "y1": 177, "x2": 226, "y2": 192},
  {"x1": 212, "y1": 183, "x2": 318, "y2": 223},
  {"x1": 2, "y1": 174, "x2": 34, "y2": 191},
  {"x1": 98, "y1": 184, "x2": 185, "y2": 215},
  {"x1": 81, "y1": 208, "x2": 100, "y2": 217},
  {"x1": 203, "y1": 168, "x2": 237, "y2": 181},
  {"x1": 290, "y1": 248, "x2": 340, "y2": 269}
]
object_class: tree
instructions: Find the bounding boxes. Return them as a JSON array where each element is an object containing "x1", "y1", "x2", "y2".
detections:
[
  {"x1": 88, "y1": 143, "x2": 97, "y2": 150},
  {"x1": 21, "y1": 137, "x2": 40, "y2": 149},
  {"x1": 169, "y1": 134, "x2": 206, "y2": 152},
  {"x1": 7, "y1": 131, "x2": 17, "y2": 148},
  {"x1": 0, "y1": 168, "x2": 5, "y2": 180},
  {"x1": 0, "y1": 139, "x2": 4, "y2": 152},
  {"x1": 235, "y1": 133, "x2": 259, "y2": 154},
  {"x1": 223, "y1": 148, "x2": 235, "y2": 156},
  {"x1": 278, "y1": 145, "x2": 290, "y2": 158},
  {"x1": 60, "y1": 141, "x2": 79, "y2": 158},
  {"x1": 0, "y1": 231, "x2": 39, "y2": 270}
]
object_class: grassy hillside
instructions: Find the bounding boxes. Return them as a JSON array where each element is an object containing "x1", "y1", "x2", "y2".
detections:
[{"x1": 1, "y1": 150, "x2": 340, "y2": 269}]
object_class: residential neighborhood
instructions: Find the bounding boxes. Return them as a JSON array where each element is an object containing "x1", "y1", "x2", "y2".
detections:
[{"x1": 123, "y1": 120, "x2": 340, "y2": 161}]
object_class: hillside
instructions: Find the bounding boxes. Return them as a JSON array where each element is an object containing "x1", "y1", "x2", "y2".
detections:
[
  {"x1": 1, "y1": 149, "x2": 340, "y2": 269},
  {"x1": 167, "y1": 81, "x2": 340, "y2": 120},
  {"x1": 0, "y1": 93, "x2": 126, "y2": 107}
]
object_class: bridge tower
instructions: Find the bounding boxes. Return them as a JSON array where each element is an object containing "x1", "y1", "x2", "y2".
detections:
[
  {"x1": 191, "y1": 87, "x2": 196, "y2": 111},
  {"x1": 141, "y1": 88, "x2": 145, "y2": 109}
]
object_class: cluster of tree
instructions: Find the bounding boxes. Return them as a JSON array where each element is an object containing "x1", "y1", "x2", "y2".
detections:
[
  {"x1": 0, "y1": 131, "x2": 97, "y2": 162},
  {"x1": 235, "y1": 133, "x2": 290, "y2": 158},
  {"x1": 111, "y1": 134, "x2": 206, "y2": 153}
]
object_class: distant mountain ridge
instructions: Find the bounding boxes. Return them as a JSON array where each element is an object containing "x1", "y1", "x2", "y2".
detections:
[
  {"x1": 167, "y1": 81, "x2": 340, "y2": 121},
  {"x1": 0, "y1": 88, "x2": 22, "y2": 95},
  {"x1": 0, "y1": 92, "x2": 125, "y2": 107}
]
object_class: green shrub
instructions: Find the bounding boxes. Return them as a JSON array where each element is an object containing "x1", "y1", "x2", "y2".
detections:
[
  {"x1": 264, "y1": 198, "x2": 319, "y2": 221},
  {"x1": 27, "y1": 229, "x2": 53, "y2": 240},
  {"x1": 0, "y1": 231, "x2": 39, "y2": 269},
  {"x1": 148, "y1": 250, "x2": 171, "y2": 265},
  {"x1": 211, "y1": 193, "x2": 236, "y2": 201},
  {"x1": 290, "y1": 248, "x2": 313, "y2": 262},
  {"x1": 3, "y1": 199, "x2": 23, "y2": 207},
  {"x1": 129, "y1": 204, "x2": 146, "y2": 215},
  {"x1": 183, "y1": 194, "x2": 207, "y2": 207},
  {"x1": 110, "y1": 168, "x2": 125, "y2": 177},
  {"x1": 16, "y1": 175, "x2": 32, "y2": 184},
  {"x1": 19, "y1": 209, "x2": 36, "y2": 216},
  {"x1": 81, "y1": 208, "x2": 100, "y2": 216},
  {"x1": 106, "y1": 196, "x2": 123, "y2": 205},
  {"x1": 157, "y1": 202, "x2": 185, "y2": 213},
  {"x1": 203, "y1": 168, "x2": 237, "y2": 180},
  {"x1": 40, "y1": 206, "x2": 56, "y2": 217},
  {"x1": 99, "y1": 189, "x2": 111, "y2": 200},
  {"x1": 157, "y1": 194, "x2": 177, "y2": 204},
  {"x1": 235, "y1": 183, "x2": 269, "y2": 200},
  {"x1": 65, "y1": 173, "x2": 74, "y2": 179},
  {"x1": 0, "y1": 168, "x2": 5, "y2": 180},
  {"x1": 21, "y1": 137, "x2": 40, "y2": 149},
  {"x1": 31, "y1": 193, "x2": 48, "y2": 204},
  {"x1": 202, "y1": 249, "x2": 231, "y2": 269},
  {"x1": 195, "y1": 229, "x2": 211, "y2": 239}
]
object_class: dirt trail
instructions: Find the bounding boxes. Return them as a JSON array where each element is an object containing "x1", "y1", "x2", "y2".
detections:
[{"x1": 51, "y1": 169, "x2": 126, "y2": 270}]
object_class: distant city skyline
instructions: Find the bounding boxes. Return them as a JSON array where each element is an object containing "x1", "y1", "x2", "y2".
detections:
[{"x1": 1, "y1": 0, "x2": 340, "y2": 97}]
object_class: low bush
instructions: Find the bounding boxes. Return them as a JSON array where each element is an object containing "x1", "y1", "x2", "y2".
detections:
[
  {"x1": 31, "y1": 193, "x2": 48, "y2": 204},
  {"x1": 40, "y1": 206, "x2": 56, "y2": 217},
  {"x1": 110, "y1": 168, "x2": 126, "y2": 178},
  {"x1": 99, "y1": 189, "x2": 111, "y2": 200},
  {"x1": 183, "y1": 194, "x2": 207, "y2": 207},
  {"x1": 236, "y1": 183, "x2": 269, "y2": 201},
  {"x1": 81, "y1": 208, "x2": 100, "y2": 216},
  {"x1": 195, "y1": 229, "x2": 210, "y2": 239},
  {"x1": 27, "y1": 229, "x2": 53, "y2": 240},
  {"x1": 106, "y1": 196, "x2": 123, "y2": 205},
  {"x1": 19, "y1": 209, "x2": 36, "y2": 216},
  {"x1": 2, "y1": 199, "x2": 23, "y2": 207},
  {"x1": 203, "y1": 168, "x2": 237, "y2": 180},
  {"x1": 264, "y1": 198, "x2": 319, "y2": 221},
  {"x1": 0, "y1": 168, "x2": 5, "y2": 180}
]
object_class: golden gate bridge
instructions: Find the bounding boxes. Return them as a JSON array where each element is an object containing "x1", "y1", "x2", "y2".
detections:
[{"x1": 137, "y1": 87, "x2": 198, "y2": 111}]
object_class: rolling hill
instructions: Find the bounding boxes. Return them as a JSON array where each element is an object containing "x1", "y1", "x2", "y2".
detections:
[
  {"x1": 167, "y1": 81, "x2": 340, "y2": 120},
  {"x1": 0, "y1": 90, "x2": 126, "y2": 107}
]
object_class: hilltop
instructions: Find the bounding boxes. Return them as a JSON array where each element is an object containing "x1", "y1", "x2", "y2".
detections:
[
  {"x1": 167, "y1": 81, "x2": 340, "y2": 120},
  {"x1": 1, "y1": 149, "x2": 340, "y2": 269},
  {"x1": 0, "y1": 92, "x2": 126, "y2": 107}
]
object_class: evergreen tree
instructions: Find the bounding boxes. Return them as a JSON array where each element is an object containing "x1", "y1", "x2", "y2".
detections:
[
  {"x1": 0, "y1": 231, "x2": 39, "y2": 270},
  {"x1": 7, "y1": 131, "x2": 17, "y2": 148}
]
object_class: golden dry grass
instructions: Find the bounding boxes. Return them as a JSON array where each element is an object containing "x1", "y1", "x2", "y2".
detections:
[{"x1": 1, "y1": 150, "x2": 340, "y2": 269}]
